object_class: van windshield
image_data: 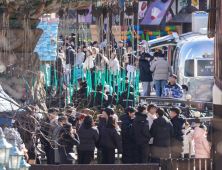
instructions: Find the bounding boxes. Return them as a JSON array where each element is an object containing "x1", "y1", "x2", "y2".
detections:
[{"x1": 197, "y1": 60, "x2": 214, "y2": 76}]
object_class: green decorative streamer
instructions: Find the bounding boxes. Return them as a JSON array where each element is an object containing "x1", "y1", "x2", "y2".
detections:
[
  {"x1": 59, "y1": 75, "x2": 64, "y2": 109},
  {"x1": 106, "y1": 67, "x2": 109, "y2": 83},
  {"x1": 136, "y1": 70, "x2": 139, "y2": 102},
  {"x1": 49, "y1": 66, "x2": 51, "y2": 86},
  {"x1": 81, "y1": 65, "x2": 83, "y2": 80},
  {"x1": 113, "y1": 71, "x2": 115, "y2": 94},
  {"x1": 126, "y1": 72, "x2": 131, "y2": 107},
  {"x1": 69, "y1": 80, "x2": 72, "y2": 103},
  {"x1": 40, "y1": 65, "x2": 42, "y2": 71},
  {"x1": 133, "y1": 72, "x2": 135, "y2": 107},
  {"x1": 116, "y1": 70, "x2": 121, "y2": 105},
  {"x1": 101, "y1": 72, "x2": 105, "y2": 109},
  {"x1": 123, "y1": 70, "x2": 126, "y2": 91},
  {"x1": 54, "y1": 68, "x2": 57, "y2": 89},
  {"x1": 109, "y1": 71, "x2": 112, "y2": 95},
  {"x1": 86, "y1": 68, "x2": 88, "y2": 81},
  {"x1": 45, "y1": 66, "x2": 47, "y2": 90},
  {"x1": 93, "y1": 69, "x2": 98, "y2": 106},
  {"x1": 33, "y1": 74, "x2": 35, "y2": 99}
]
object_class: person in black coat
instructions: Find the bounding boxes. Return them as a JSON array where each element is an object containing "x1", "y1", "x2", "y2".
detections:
[
  {"x1": 131, "y1": 105, "x2": 151, "y2": 163},
  {"x1": 119, "y1": 85, "x2": 135, "y2": 108},
  {"x1": 120, "y1": 107, "x2": 139, "y2": 164},
  {"x1": 150, "y1": 108, "x2": 174, "y2": 163},
  {"x1": 170, "y1": 107, "x2": 186, "y2": 158},
  {"x1": 58, "y1": 123, "x2": 80, "y2": 164},
  {"x1": 139, "y1": 53, "x2": 153, "y2": 97},
  {"x1": 77, "y1": 115, "x2": 99, "y2": 164},
  {"x1": 99, "y1": 116, "x2": 123, "y2": 164},
  {"x1": 65, "y1": 109, "x2": 78, "y2": 127}
]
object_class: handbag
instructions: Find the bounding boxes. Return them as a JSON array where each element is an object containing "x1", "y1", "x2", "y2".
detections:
[{"x1": 64, "y1": 147, "x2": 77, "y2": 161}]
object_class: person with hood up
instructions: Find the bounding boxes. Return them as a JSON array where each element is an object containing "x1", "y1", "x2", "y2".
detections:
[
  {"x1": 150, "y1": 108, "x2": 174, "y2": 163},
  {"x1": 99, "y1": 116, "x2": 123, "y2": 164},
  {"x1": 131, "y1": 104, "x2": 151, "y2": 163},
  {"x1": 184, "y1": 122, "x2": 194, "y2": 158},
  {"x1": 193, "y1": 124, "x2": 210, "y2": 158},
  {"x1": 170, "y1": 106, "x2": 186, "y2": 158},
  {"x1": 120, "y1": 107, "x2": 139, "y2": 164},
  {"x1": 77, "y1": 115, "x2": 99, "y2": 164},
  {"x1": 58, "y1": 123, "x2": 80, "y2": 164}
]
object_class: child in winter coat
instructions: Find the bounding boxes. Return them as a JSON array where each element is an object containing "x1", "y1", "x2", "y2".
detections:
[
  {"x1": 193, "y1": 124, "x2": 210, "y2": 158},
  {"x1": 184, "y1": 122, "x2": 194, "y2": 158}
]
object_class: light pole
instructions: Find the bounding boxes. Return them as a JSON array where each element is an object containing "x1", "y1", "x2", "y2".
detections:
[
  {"x1": 0, "y1": 127, "x2": 13, "y2": 170},
  {"x1": 9, "y1": 140, "x2": 23, "y2": 170}
]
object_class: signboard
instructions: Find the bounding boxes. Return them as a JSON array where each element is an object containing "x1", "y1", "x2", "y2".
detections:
[{"x1": 196, "y1": 102, "x2": 205, "y2": 110}]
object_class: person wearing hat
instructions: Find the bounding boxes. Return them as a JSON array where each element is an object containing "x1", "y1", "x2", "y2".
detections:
[
  {"x1": 139, "y1": 53, "x2": 153, "y2": 99},
  {"x1": 150, "y1": 51, "x2": 172, "y2": 97},
  {"x1": 162, "y1": 74, "x2": 183, "y2": 100}
]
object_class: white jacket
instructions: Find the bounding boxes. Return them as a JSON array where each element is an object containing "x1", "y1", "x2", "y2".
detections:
[
  {"x1": 109, "y1": 58, "x2": 120, "y2": 75},
  {"x1": 147, "y1": 113, "x2": 157, "y2": 144},
  {"x1": 76, "y1": 52, "x2": 85, "y2": 63},
  {"x1": 83, "y1": 55, "x2": 94, "y2": 69},
  {"x1": 184, "y1": 127, "x2": 195, "y2": 154}
]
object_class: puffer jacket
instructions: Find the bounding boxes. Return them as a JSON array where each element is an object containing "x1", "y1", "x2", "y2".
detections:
[
  {"x1": 131, "y1": 112, "x2": 151, "y2": 145},
  {"x1": 147, "y1": 113, "x2": 157, "y2": 144},
  {"x1": 193, "y1": 127, "x2": 210, "y2": 158},
  {"x1": 99, "y1": 127, "x2": 123, "y2": 153},
  {"x1": 184, "y1": 127, "x2": 194, "y2": 154},
  {"x1": 150, "y1": 116, "x2": 174, "y2": 158},
  {"x1": 77, "y1": 123, "x2": 99, "y2": 151},
  {"x1": 120, "y1": 114, "x2": 139, "y2": 163},
  {"x1": 150, "y1": 58, "x2": 172, "y2": 80},
  {"x1": 118, "y1": 91, "x2": 135, "y2": 108}
]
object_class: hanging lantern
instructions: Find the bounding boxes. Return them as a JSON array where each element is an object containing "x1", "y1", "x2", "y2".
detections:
[{"x1": 0, "y1": 128, "x2": 13, "y2": 170}]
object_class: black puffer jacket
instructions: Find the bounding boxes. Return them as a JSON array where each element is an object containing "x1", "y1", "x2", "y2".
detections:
[
  {"x1": 131, "y1": 112, "x2": 151, "y2": 145},
  {"x1": 150, "y1": 116, "x2": 174, "y2": 158},
  {"x1": 151, "y1": 116, "x2": 174, "y2": 147},
  {"x1": 66, "y1": 46, "x2": 75, "y2": 65},
  {"x1": 171, "y1": 114, "x2": 186, "y2": 142},
  {"x1": 119, "y1": 91, "x2": 135, "y2": 108},
  {"x1": 139, "y1": 59, "x2": 153, "y2": 82},
  {"x1": 99, "y1": 127, "x2": 123, "y2": 153},
  {"x1": 77, "y1": 123, "x2": 99, "y2": 151},
  {"x1": 120, "y1": 114, "x2": 139, "y2": 163}
]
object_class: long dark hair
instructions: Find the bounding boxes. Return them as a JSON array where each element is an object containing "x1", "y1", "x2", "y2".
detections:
[
  {"x1": 105, "y1": 117, "x2": 118, "y2": 129},
  {"x1": 59, "y1": 122, "x2": 72, "y2": 138}
]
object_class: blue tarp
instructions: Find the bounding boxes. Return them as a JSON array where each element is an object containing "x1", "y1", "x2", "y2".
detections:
[{"x1": 34, "y1": 20, "x2": 59, "y2": 61}]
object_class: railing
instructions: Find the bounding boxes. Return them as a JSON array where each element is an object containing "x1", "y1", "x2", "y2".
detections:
[
  {"x1": 160, "y1": 158, "x2": 212, "y2": 170},
  {"x1": 29, "y1": 164, "x2": 159, "y2": 170},
  {"x1": 139, "y1": 96, "x2": 213, "y2": 118}
]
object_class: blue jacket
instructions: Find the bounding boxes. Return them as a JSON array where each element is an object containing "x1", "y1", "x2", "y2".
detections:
[{"x1": 162, "y1": 82, "x2": 183, "y2": 98}]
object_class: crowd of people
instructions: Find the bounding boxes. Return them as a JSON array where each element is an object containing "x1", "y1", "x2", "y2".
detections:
[
  {"x1": 12, "y1": 34, "x2": 211, "y2": 166},
  {"x1": 14, "y1": 103, "x2": 211, "y2": 165}
]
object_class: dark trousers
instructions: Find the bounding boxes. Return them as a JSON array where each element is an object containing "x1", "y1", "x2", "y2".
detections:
[
  {"x1": 101, "y1": 147, "x2": 115, "y2": 164},
  {"x1": 77, "y1": 150, "x2": 94, "y2": 164},
  {"x1": 137, "y1": 143, "x2": 149, "y2": 163},
  {"x1": 49, "y1": 146, "x2": 56, "y2": 164},
  {"x1": 44, "y1": 145, "x2": 50, "y2": 164}
]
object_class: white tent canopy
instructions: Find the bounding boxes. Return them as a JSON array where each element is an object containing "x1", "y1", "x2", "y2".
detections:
[{"x1": 0, "y1": 85, "x2": 20, "y2": 112}]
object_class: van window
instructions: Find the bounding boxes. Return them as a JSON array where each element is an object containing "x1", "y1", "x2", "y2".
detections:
[
  {"x1": 197, "y1": 60, "x2": 214, "y2": 76},
  {"x1": 184, "y1": 59, "x2": 194, "y2": 77}
]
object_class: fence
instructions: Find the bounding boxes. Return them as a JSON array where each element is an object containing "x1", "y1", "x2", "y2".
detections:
[
  {"x1": 160, "y1": 158, "x2": 212, "y2": 170},
  {"x1": 29, "y1": 164, "x2": 159, "y2": 170}
]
